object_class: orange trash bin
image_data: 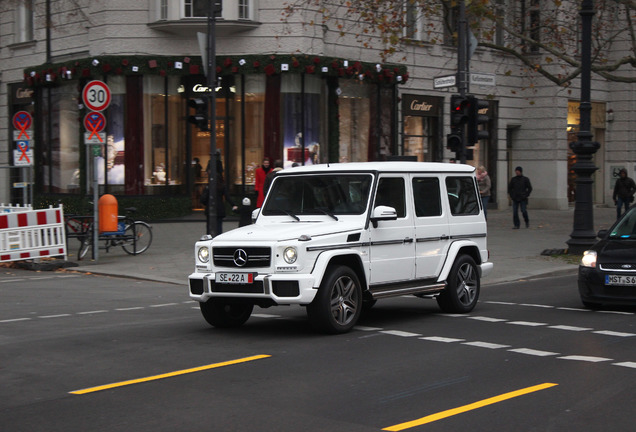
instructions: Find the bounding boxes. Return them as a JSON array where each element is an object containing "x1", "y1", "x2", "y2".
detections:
[{"x1": 98, "y1": 194, "x2": 118, "y2": 233}]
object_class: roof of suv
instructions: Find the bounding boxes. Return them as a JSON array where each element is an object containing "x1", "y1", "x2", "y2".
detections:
[{"x1": 278, "y1": 161, "x2": 476, "y2": 175}]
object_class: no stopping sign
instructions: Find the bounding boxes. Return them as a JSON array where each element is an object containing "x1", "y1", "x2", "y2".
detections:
[{"x1": 82, "y1": 80, "x2": 111, "y2": 111}]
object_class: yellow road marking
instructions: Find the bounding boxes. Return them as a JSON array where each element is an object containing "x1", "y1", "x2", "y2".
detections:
[
  {"x1": 383, "y1": 382, "x2": 558, "y2": 431},
  {"x1": 70, "y1": 354, "x2": 271, "y2": 395}
]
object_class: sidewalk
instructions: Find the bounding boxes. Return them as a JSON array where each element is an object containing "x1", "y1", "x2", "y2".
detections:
[{"x1": 65, "y1": 206, "x2": 618, "y2": 286}]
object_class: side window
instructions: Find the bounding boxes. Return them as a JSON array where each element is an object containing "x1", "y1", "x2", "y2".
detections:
[
  {"x1": 413, "y1": 177, "x2": 441, "y2": 217},
  {"x1": 375, "y1": 177, "x2": 406, "y2": 218},
  {"x1": 446, "y1": 176, "x2": 480, "y2": 216}
]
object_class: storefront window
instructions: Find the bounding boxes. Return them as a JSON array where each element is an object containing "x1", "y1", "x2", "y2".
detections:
[
  {"x1": 42, "y1": 83, "x2": 80, "y2": 193},
  {"x1": 143, "y1": 76, "x2": 186, "y2": 194},
  {"x1": 99, "y1": 76, "x2": 126, "y2": 189},
  {"x1": 281, "y1": 75, "x2": 323, "y2": 167},
  {"x1": 233, "y1": 75, "x2": 264, "y2": 188},
  {"x1": 338, "y1": 80, "x2": 370, "y2": 163}
]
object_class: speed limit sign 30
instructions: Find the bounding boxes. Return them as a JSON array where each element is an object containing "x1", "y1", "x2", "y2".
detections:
[{"x1": 82, "y1": 80, "x2": 111, "y2": 112}]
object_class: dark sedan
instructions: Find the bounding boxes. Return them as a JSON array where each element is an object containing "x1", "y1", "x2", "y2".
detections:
[{"x1": 578, "y1": 207, "x2": 636, "y2": 308}]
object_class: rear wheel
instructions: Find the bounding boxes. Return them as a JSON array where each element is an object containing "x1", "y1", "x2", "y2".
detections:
[
  {"x1": 307, "y1": 265, "x2": 362, "y2": 334},
  {"x1": 78, "y1": 225, "x2": 94, "y2": 260},
  {"x1": 121, "y1": 221, "x2": 153, "y2": 255},
  {"x1": 200, "y1": 299, "x2": 253, "y2": 328},
  {"x1": 437, "y1": 255, "x2": 480, "y2": 313}
]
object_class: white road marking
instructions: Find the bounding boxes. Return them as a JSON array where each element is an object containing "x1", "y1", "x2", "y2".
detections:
[
  {"x1": 0, "y1": 318, "x2": 31, "y2": 323},
  {"x1": 39, "y1": 314, "x2": 72, "y2": 319},
  {"x1": 468, "y1": 316, "x2": 507, "y2": 323},
  {"x1": 420, "y1": 336, "x2": 465, "y2": 343},
  {"x1": 558, "y1": 355, "x2": 613, "y2": 363},
  {"x1": 508, "y1": 348, "x2": 559, "y2": 357},
  {"x1": 548, "y1": 325, "x2": 592, "y2": 332},
  {"x1": 593, "y1": 330, "x2": 635, "y2": 337},
  {"x1": 507, "y1": 321, "x2": 547, "y2": 327},
  {"x1": 462, "y1": 341, "x2": 510, "y2": 349},
  {"x1": 149, "y1": 303, "x2": 178, "y2": 308},
  {"x1": 77, "y1": 310, "x2": 108, "y2": 315},
  {"x1": 252, "y1": 314, "x2": 282, "y2": 319},
  {"x1": 115, "y1": 307, "x2": 145, "y2": 311},
  {"x1": 613, "y1": 362, "x2": 636, "y2": 369},
  {"x1": 520, "y1": 303, "x2": 554, "y2": 309},
  {"x1": 381, "y1": 330, "x2": 421, "y2": 337}
]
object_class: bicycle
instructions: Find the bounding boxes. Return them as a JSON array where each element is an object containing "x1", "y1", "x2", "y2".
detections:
[{"x1": 65, "y1": 207, "x2": 153, "y2": 260}]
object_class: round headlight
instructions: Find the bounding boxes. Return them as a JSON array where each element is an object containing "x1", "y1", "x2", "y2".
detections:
[
  {"x1": 283, "y1": 247, "x2": 297, "y2": 264},
  {"x1": 580, "y1": 250, "x2": 597, "y2": 268},
  {"x1": 198, "y1": 246, "x2": 210, "y2": 263}
]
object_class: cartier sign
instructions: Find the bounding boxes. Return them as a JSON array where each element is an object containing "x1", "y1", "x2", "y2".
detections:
[{"x1": 402, "y1": 94, "x2": 441, "y2": 117}]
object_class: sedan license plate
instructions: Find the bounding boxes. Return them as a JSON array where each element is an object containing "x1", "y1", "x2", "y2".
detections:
[
  {"x1": 605, "y1": 275, "x2": 636, "y2": 286},
  {"x1": 217, "y1": 272, "x2": 253, "y2": 284}
]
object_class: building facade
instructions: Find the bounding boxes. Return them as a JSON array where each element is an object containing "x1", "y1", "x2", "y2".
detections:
[{"x1": 1, "y1": 0, "x2": 634, "y2": 212}]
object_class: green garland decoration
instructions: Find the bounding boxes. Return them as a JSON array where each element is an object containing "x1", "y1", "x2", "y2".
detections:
[{"x1": 23, "y1": 54, "x2": 409, "y2": 87}]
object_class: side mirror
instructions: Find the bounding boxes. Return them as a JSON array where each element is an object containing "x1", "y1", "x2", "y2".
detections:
[
  {"x1": 370, "y1": 205, "x2": 397, "y2": 228},
  {"x1": 597, "y1": 229, "x2": 608, "y2": 239},
  {"x1": 251, "y1": 208, "x2": 260, "y2": 223}
]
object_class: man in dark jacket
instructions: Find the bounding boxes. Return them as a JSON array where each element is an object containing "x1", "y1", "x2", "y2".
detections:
[
  {"x1": 508, "y1": 166, "x2": 532, "y2": 229},
  {"x1": 613, "y1": 168, "x2": 636, "y2": 219}
]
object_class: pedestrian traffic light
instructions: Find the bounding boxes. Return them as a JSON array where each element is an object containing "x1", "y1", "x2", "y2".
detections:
[
  {"x1": 188, "y1": 98, "x2": 208, "y2": 131},
  {"x1": 467, "y1": 96, "x2": 489, "y2": 144},
  {"x1": 450, "y1": 94, "x2": 470, "y2": 127}
]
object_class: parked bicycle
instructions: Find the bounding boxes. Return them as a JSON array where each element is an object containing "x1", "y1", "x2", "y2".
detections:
[{"x1": 64, "y1": 207, "x2": 152, "y2": 259}]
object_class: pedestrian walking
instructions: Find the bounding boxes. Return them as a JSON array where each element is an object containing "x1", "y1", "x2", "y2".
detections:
[
  {"x1": 508, "y1": 166, "x2": 532, "y2": 229},
  {"x1": 254, "y1": 157, "x2": 271, "y2": 208},
  {"x1": 476, "y1": 165, "x2": 491, "y2": 219},
  {"x1": 613, "y1": 168, "x2": 636, "y2": 219}
]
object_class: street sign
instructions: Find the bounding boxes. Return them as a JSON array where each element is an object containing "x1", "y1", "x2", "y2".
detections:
[
  {"x1": 12, "y1": 111, "x2": 33, "y2": 140},
  {"x1": 84, "y1": 111, "x2": 107, "y2": 142},
  {"x1": 470, "y1": 73, "x2": 496, "y2": 87},
  {"x1": 82, "y1": 80, "x2": 111, "y2": 111},
  {"x1": 433, "y1": 74, "x2": 456, "y2": 89},
  {"x1": 84, "y1": 132, "x2": 106, "y2": 144},
  {"x1": 14, "y1": 140, "x2": 33, "y2": 166}
]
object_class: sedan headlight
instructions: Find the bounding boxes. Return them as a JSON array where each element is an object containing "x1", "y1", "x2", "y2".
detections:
[
  {"x1": 580, "y1": 250, "x2": 597, "y2": 268},
  {"x1": 198, "y1": 246, "x2": 210, "y2": 263},
  {"x1": 283, "y1": 246, "x2": 297, "y2": 264}
]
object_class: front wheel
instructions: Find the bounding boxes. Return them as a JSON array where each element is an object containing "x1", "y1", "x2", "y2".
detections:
[
  {"x1": 307, "y1": 265, "x2": 362, "y2": 334},
  {"x1": 437, "y1": 255, "x2": 480, "y2": 313},
  {"x1": 121, "y1": 221, "x2": 153, "y2": 255},
  {"x1": 200, "y1": 300, "x2": 253, "y2": 328}
]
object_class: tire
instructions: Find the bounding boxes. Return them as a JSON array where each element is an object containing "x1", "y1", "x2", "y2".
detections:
[
  {"x1": 581, "y1": 299, "x2": 601, "y2": 310},
  {"x1": 200, "y1": 299, "x2": 253, "y2": 328},
  {"x1": 121, "y1": 221, "x2": 153, "y2": 255},
  {"x1": 78, "y1": 225, "x2": 94, "y2": 260},
  {"x1": 437, "y1": 255, "x2": 480, "y2": 313},
  {"x1": 307, "y1": 265, "x2": 362, "y2": 334}
]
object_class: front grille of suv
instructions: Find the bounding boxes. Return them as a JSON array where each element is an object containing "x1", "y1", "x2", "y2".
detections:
[{"x1": 213, "y1": 247, "x2": 271, "y2": 268}]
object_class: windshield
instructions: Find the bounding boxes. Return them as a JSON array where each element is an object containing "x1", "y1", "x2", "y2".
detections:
[
  {"x1": 609, "y1": 207, "x2": 636, "y2": 238},
  {"x1": 262, "y1": 174, "x2": 372, "y2": 216}
]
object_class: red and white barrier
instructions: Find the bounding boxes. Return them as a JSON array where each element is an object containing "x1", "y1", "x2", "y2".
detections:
[{"x1": 0, "y1": 205, "x2": 67, "y2": 262}]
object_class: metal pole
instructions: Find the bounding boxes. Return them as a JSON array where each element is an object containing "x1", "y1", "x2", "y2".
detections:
[
  {"x1": 206, "y1": 0, "x2": 218, "y2": 236},
  {"x1": 92, "y1": 146, "x2": 99, "y2": 260},
  {"x1": 457, "y1": 0, "x2": 468, "y2": 164},
  {"x1": 567, "y1": 0, "x2": 600, "y2": 254}
]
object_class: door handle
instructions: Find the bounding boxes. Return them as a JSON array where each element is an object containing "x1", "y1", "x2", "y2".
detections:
[{"x1": 403, "y1": 237, "x2": 414, "y2": 244}]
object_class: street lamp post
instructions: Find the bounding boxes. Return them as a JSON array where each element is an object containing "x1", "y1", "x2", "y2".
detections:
[
  {"x1": 205, "y1": 0, "x2": 218, "y2": 236},
  {"x1": 567, "y1": 0, "x2": 600, "y2": 255}
]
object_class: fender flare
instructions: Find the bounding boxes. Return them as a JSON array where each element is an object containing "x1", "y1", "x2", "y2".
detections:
[
  {"x1": 437, "y1": 240, "x2": 481, "y2": 282},
  {"x1": 310, "y1": 249, "x2": 367, "y2": 289}
]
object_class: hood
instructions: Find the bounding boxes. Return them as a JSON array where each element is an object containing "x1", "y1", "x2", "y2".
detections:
[
  {"x1": 596, "y1": 238, "x2": 636, "y2": 263},
  {"x1": 212, "y1": 219, "x2": 364, "y2": 243}
]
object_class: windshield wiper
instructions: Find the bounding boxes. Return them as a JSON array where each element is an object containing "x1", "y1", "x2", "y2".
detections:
[
  {"x1": 282, "y1": 210, "x2": 300, "y2": 221},
  {"x1": 314, "y1": 209, "x2": 338, "y2": 221}
]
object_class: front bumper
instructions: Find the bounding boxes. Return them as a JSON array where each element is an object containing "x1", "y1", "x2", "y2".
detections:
[
  {"x1": 188, "y1": 272, "x2": 319, "y2": 305},
  {"x1": 578, "y1": 267, "x2": 636, "y2": 306}
]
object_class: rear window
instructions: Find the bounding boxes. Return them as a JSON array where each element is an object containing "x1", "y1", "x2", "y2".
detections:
[{"x1": 445, "y1": 176, "x2": 480, "y2": 216}]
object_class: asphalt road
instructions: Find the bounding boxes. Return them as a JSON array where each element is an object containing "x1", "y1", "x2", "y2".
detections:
[{"x1": 1, "y1": 268, "x2": 634, "y2": 431}]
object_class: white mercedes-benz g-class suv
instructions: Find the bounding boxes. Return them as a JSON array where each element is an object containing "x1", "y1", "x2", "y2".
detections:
[{"x1": 188, "y1": 162, "x2": 493, "y2": 333}]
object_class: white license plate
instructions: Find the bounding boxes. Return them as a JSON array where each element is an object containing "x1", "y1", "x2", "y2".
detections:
[
  {"x1": 216, "y1": 272, "x2": 254, "y2": 284},
  {"x1": 605, "y1": 275, "x2": 636, "y2": 286}
]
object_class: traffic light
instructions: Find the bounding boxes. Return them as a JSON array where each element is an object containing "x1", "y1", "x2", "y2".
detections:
[
  {"x1": 448, "y1": 95, "x2": 469, "y2": 153},
  {"x1": 467, "y1": 96, "x2": 489, "y2": 144},
  {"x1": 188, "y1": 98, "x2": 208, "y2": 131},
  {"x1": 450, "y1": 94, "x2": 470, "y2": 127}
]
